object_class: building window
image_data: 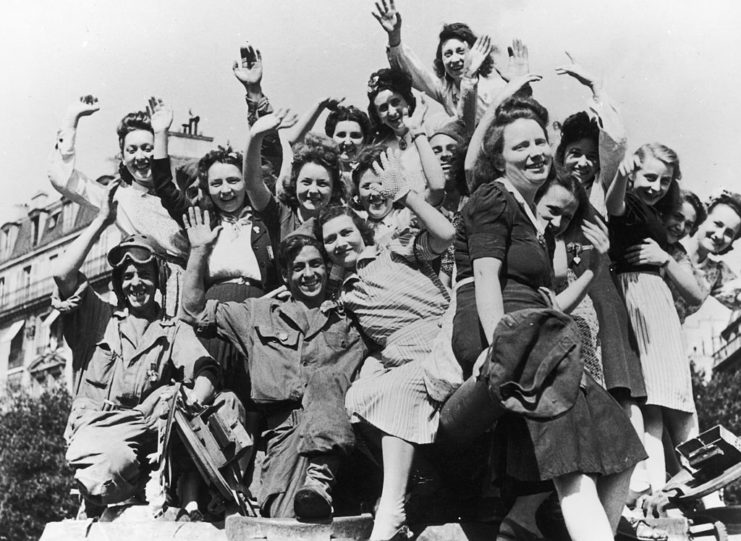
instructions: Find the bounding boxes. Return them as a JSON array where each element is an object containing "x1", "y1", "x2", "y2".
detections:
[
  {"x1": 31, "y1": 216, "x2": 40, "y2": 246},
  {"x1": 62, "y1": 203, "x2": 77, "y2": 232},
  {"x1": 8, "y1": 326, "x2": 25, "y2": 370},
  {"x1": 22, "y1": 265, "x2": 31, "y2": 289},
  {"x1": 48, "y1": 212, "x2": 60, "y2": 230}
]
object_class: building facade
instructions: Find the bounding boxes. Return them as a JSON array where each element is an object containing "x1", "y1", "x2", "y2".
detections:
[{"x1": 0, "y1": 129, "x2": 214, "y2": 397}]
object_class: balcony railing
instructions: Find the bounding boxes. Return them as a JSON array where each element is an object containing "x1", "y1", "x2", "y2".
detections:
[{"x1": 0, "y1": 254, "x2": 111, "y2": 317}]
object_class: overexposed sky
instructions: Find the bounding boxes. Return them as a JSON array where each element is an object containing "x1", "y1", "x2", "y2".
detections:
[{"x1": 1, "y1": 0, "x2": 740, "y2": 223}]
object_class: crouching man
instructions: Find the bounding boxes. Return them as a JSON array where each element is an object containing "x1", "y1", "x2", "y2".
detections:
[
  {"x1": 52, "y1": 182, "x2": 231, "y2": 509},
  {"x1": 180, "y1": 208, "x2": 368, "y2": 520}
]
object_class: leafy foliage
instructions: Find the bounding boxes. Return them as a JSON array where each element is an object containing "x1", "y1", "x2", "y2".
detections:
[
  {"x1": 0, "y1": 386, "x2": 76, "y2": 541},
  {"x1": 693, "y1": 364, "x2": 741, "y2": 504}
]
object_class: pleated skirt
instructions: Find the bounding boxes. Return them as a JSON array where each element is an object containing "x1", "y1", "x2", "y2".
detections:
[
  {"x1": 345, "y1": 360, "x2": 440, "y2": 445},
  {"x1": 617, "y1": 272, "x2": 695, "y2": 413}
]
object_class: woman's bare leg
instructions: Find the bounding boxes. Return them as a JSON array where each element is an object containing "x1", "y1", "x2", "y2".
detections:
[
  {"x1": 554, "y1": 473, "x2": 613, "y2": 541},
  {"x1": 370, "y1": 434, "x2": 415, "y2": 541},
  {"x1": 597, "y1": 468, "x2": 633, "y2": 533},
  {"x1": 643, "y1": 405, "x2": 667, "y2": 493}
]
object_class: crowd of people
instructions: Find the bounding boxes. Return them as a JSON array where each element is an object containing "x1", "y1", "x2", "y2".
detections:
[{"x1": 47, "y1": 2, "x2": 741, "y2": 540}]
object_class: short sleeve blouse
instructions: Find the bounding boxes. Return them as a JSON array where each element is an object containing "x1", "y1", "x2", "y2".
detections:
[{"x1": 455, "y1": 181, "x2": 553, "y2": 298}]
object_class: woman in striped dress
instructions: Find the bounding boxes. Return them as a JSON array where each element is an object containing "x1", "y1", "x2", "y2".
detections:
[
  {"x1": 605, "y1": 143, "x2": 699, "y2": 495},
  {"x1": 314, "y1": 151, "x2": 455, "y2": 541}
]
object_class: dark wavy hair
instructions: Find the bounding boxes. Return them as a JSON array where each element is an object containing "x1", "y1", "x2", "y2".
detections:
[
  {"x1": 433, "y1": 23, "x2": 495, "y2": 81},
  {"x1": 366, "y1": 68, "x2": 417, "y2": 142},
  {"x1": 707, "y1": 191, "x2": 741, "y2": 251},
  {"x1": 116, "y1": 111, "x2": 153, "y2": 184},
  {"x1": 680, "y1": 190, "x2": 707, "y2": 236},
  {"x1": 325, "y1": 105, "x2": 372, "y2": 144},
  {"x1": 555, "y1": 111, "x2": 600, "y2": 168},
  {"x1": 632, "y1": 142, "x2": 682, "y2": 216},
  {"x1": 279, "y1": 133, "x2": 344, "y2": 210},
  {"x1": 535, "y1": 174, "x2": 589, "y2": 239},
  {"x1": 472, "y1": 96, "x2": 550, "y2": 191},
  {"x1": 314, "y1": 204, "x2": 376, "y2": 257},
  {"x1": 278, "y1": 234, "x2": 328, "y2": 275},
  {"x1": 195, "y1": 146, "x2": 244, "y2": 213}
]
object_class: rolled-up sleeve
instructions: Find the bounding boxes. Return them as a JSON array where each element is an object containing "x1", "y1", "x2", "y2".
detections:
[
  {"x1": 48, "y1": 126, "x2": 104, "y2": 210},
  {"x1": 171, "y1": 323, "x2": 219, "y2": 383},
  {"x1": 465, "y1": 183, "x2": 511, "y2": 261},
  {"x1": 196, "y1": 299, "x2": 254, "y2": 357}
]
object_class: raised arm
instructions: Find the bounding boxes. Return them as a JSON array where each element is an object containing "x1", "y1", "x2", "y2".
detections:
[
  {"x1": 556, "y1": 52, "x2": 626, "y2": 194},
  {"x1": 372, "y1": 150, "x2": 454, "y2": 253},
  {"x1": 402, "y1": 96, "x2": 445, "y2": 205},
  {"x1": 605, "y1": 154, "x2": 639, "y2": 217},
  {"x1": 53, "y1": 180, "x2": 119, "y2": 298},
  {"x1": 464, "y1": 73, "x2": 542, "y2": 191},
  {"x1": 243, "y1": 109, "x2": 299, "y2": 212},
  {"x1": 180, "y1": 208, "x2": 222, "y2": 325},
  {"x1": 48, "y1": 95, "x2": 106, "y2": 209},
  {"x1": 457, "y1": 34, "x2": 495, "y2": 131},
  {"x1": 147, "y1": 97, "x2": 189, "y2": 224},
  {"x1": 374, "y1": 0, "x2": 448, "y2": 109},
  {"x1": 288, "y1": 97, "x2": 345, "y2": 146}
]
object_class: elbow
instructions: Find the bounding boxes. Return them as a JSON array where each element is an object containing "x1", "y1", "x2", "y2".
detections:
[{"x1": 179, "y1": 306, "x2": 199, "y2": 327}]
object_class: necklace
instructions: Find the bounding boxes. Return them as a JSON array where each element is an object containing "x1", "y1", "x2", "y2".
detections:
[{"x1": 398, "y1": 136, "x2": 407, "y2": 151}]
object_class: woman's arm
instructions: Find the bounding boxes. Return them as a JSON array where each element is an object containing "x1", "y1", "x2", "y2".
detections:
[
  {"x1": 147, "y1": 98, "x2": 189, "y2": 224},
  {"x1": 53, "y1": 180, "x2": 119, "y2": 298},
  {"x1": 625, "y1": 239, "x2": 706, "y2": 304},
  {"x1": 373, "y1": 0, "x2": 449, "y2": 109},
  {"x1": 464, "y1": 74, "x2": 542, "y2": 191},
  {"x1": 457, "y1": 35, "x2": 495, "y2": 129},
  {"x1": 403, "y1": 191, "x2": 455, "y2": 253},
  {"x1": 473, "y1": 257, "x2": 505, "y2": 345},
  {"x1": 48, "y1": 95, "x2": 105, "y2": 210},
  {"x1": 402, "y1": 97, "x2": 445, "y2": 205},
  {"x1": 287, "y1": 97, "x2": 345, "y2": 146},
  {"x1": 555, "y1": 54, "x2": 626, "y2": 193},
  {"x1": 180, "y1": 208, "x2": 222, "y2": 325},
  {"x1": 604, "y1": 154, "x2": 638, "y2": 217},
  {"x1": 555, "y1": 218, "x2": 609, "y2": 312},
  {"x1": 243, "y1": 109, "x2": 299, "y2": 212}
]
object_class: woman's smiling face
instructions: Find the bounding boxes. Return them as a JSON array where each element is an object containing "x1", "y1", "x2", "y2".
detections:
[
  {"x1": 321, "y1": 214, "x2": 367, "y2": 269},
  {"x1": 207, "y1": 162, "x2": 245, "y2": 215},
  {"x1": 122, "y1": 129, "x2": 154, "y2": 185},
  {"x1": 295, "y1": 162, "x2": 334, "y2": 213}
]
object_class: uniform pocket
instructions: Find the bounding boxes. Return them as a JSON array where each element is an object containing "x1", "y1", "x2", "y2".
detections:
[{"x1": 84, "y1": 343, "x2": 118, "y2": 389}]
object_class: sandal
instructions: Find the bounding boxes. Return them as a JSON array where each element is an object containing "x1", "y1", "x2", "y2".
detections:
[{"x1": 617, "y1": 516, "x2": 669, "y2": 541}]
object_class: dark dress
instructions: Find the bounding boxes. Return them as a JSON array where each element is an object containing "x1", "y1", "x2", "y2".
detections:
[{"x1": 453, "y1": 180, "x2": 646, "y2": 482}]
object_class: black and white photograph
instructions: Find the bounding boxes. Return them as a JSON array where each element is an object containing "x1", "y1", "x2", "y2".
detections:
[{"x1": 1, "y1": 1, "x2": 741, "y2": 540}]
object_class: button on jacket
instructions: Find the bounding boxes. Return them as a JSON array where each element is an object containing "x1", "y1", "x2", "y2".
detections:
[{"x1": 197, "y1": 297, "x2": 368, "y2": 405}]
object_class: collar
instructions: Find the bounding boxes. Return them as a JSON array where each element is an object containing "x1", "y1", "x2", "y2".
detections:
[{"x1": 220, "y1": 206, "x2": 253, "y2": 225}]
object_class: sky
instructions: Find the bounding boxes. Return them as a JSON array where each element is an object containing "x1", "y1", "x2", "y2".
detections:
[{"x1": 1, "y1": 0, "x2": 741, "y2": 224}]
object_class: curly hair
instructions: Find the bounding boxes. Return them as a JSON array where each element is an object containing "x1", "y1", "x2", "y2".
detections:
[
  {"x1": 633, "y1": 142, "x2": 682, "y2": 216},
  {"x1": 555, "y1": 111, "x2": 600, "y2": 167},
  {"x1": 325, "y1": 105, "x2": 372, "y2": 144},
  {"x1": 535, "y1": 174, "x2": 589, "y2": 239},
  {"x1": 433, "y1": 23, "x2": 495, "y2": 81},
  {"x1": 116, "y1": 111, "x2": 153, "y2": 184},
  {"x1": 279, "y1": 133, "x2": 344, "y2": 210},
  {"x1": 195, "y1": 146, "x2": 244, "y2": 211},
  {"x1": 707, "y1": 191, "x2": 741, "y2": 248},
  {"x1": 680, "y1": 190, "x2": 707, "y2": 236},
  {"x1": 314, "y1": 204, "x2": 376, "y2": 255},
  {"x1": 472, "y1": 96, "x2": 550, "y2": 191},
  {"x1": 366, "y1": 68, "x2": 417, "y2": 142}
]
